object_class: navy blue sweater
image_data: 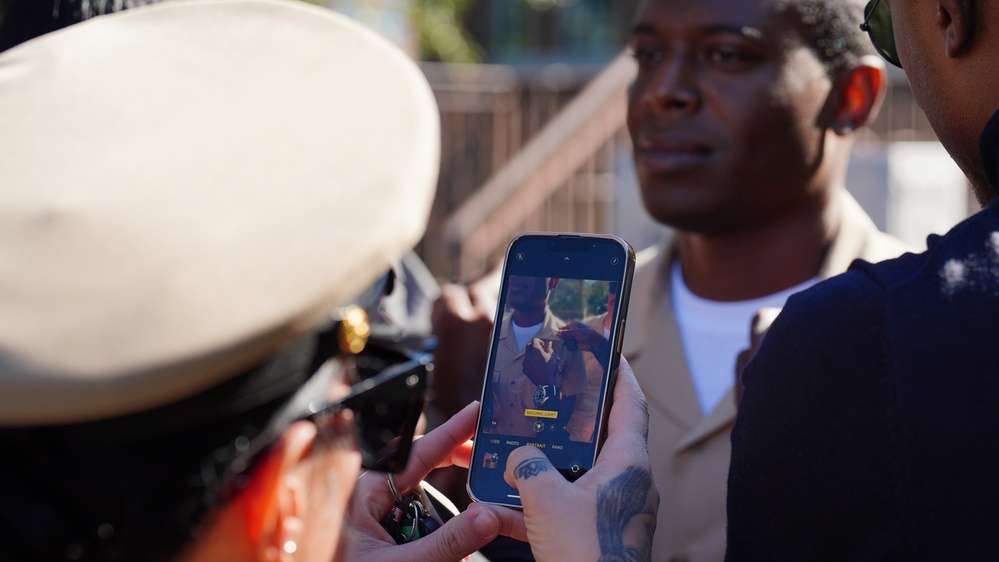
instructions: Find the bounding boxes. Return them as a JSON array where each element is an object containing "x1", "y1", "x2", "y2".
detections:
[{"x1": 727, "y1": 111, "x2": 999, "y2": 560}]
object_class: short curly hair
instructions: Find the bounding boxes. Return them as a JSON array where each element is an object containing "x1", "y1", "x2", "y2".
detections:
[{"x1": 769, "y1": 0, "x2": 875, "y2": 74}]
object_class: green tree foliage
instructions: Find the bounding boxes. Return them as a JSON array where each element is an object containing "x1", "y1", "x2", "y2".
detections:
[
  {"x1": 414, "y1": 0, "x2": 483, "y2": 63},
  {"x1": 549, "y1": 279, "x2": 609, "y2": 322},
  {"x1": 585, "y1": 281, "x2": 610, "y2": 317}
]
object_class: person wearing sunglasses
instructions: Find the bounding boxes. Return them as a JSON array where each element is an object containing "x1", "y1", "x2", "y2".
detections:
[
  {"x1": 728, "y1": 0, "x2": 999, "y2": 559},
  {"x1": 0, "y1": 2, "x2": 659, "y2": 562}
]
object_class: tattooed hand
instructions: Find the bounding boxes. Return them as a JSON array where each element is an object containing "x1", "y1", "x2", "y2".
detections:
[{"x1": 503, "y1": 359, "x2": 659, "y2": 562}]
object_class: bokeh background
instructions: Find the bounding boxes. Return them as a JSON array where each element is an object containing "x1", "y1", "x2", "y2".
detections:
[{"x1": 1, "y1": 0, "x2": 972, "y2": 282}]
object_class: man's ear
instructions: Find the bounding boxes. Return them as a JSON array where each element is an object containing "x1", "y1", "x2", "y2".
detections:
[
  {"x1": 827, "y1": 56, "x2": 887, "y2": 135},
  {"x1": 937, "y1": 0, "x2": 977, "y2": 59},
  {"x1": 829, "y1": 56, "x2": 887, "y2": 135},
  {"x1": 237, "y1": 421, "x2": 317, "y2": 561}
]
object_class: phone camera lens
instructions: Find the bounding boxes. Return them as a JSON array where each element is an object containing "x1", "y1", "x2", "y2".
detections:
[
  {"x1": 516, "y1": 252, "x2": 525, "y2": 261},
  {"x1": 611, "y1": 257, "x2": 619, "y2": 265}
]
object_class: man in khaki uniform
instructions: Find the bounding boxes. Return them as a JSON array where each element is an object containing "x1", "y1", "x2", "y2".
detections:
[
  {"x1": 486, "y1": 276, "x2": 588, "y2": 440},
  {"x1": 623, "y1": 0, "x2": 912, "y2": 559}
]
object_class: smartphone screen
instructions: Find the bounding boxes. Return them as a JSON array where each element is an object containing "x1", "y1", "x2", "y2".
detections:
[{"x1": 467, "y1": 233, "x2": 634, "y2": 508}]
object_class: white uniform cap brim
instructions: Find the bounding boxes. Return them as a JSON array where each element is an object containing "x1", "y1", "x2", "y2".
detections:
[{"x1": 0, "y1": 0, "x2": 440, "y2": 424}]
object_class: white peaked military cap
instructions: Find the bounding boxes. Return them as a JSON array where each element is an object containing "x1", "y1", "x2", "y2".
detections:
[{"x1": 0, "y1": 0, "x2": 440, "y2": 425}]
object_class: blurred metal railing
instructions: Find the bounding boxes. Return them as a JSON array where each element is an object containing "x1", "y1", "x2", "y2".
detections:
[
  {"x1": 417, "y1": 61, "x2": 604, "y2": 280},
  {"x1": 436, "y1": 53, "x2": 634, "y2": 281}
]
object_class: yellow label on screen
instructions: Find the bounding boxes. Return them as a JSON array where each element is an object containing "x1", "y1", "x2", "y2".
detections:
[{"x1": 525, "y1": 409, "x2": 558, "y2": 419}]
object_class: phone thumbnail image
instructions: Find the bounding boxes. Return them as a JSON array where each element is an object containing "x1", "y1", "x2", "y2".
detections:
[
  {"x1": 483, "y1": 276, "x2": 617, "y2": 443},
  {"x1": 483, "y1": 452, "x2": 499, "y2": 469}
]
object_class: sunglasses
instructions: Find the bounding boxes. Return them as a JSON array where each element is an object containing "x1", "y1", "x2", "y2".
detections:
[
  {"x1": 324, "y1": 347, "x2": 430, "y2": 472},
  {"x1": 860, "y1": 0, "x2": 902, "y2": 68},
  {"x1": 214, "y1": 343, "x2": 431, "y2": 501}
]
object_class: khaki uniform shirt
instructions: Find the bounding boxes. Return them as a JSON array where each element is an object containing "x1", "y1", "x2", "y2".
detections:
[
  {"x1": 487, "y1": 309, "x2": 587, "y2": 439},
  {"x1": 624, "y1": 191, "x2": 913, "y2": 562}
]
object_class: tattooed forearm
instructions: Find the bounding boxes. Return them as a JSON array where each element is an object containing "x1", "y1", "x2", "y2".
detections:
[
  {"x1": 595, "y1": 466, "x2": 656, "y2": 562},
  {"x1": 514, "y1": 458, "x2": 553, "y2": 480}
]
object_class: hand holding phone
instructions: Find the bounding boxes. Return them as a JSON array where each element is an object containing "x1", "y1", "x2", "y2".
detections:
[
  {"x1": 342, "y1": 403, "x2": 522, "y2": 561},
  {"x1": 522, "y1": 339, "x2": 559, "y2": 386},
  {"x1": 503, "y1": 359, "x2": 658, "y2": 561},
  {"x1": 467, "y1": 233, "x2": 635, "y2": 508}
]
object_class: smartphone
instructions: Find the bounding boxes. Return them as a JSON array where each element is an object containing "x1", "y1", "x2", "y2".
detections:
[{"x1": 467, "y1": 232, "x2": 635, "y2": 508}]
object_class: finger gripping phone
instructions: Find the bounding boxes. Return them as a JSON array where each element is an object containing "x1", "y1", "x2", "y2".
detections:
[{"x1": 467, "y1": 233, "x2": 635, "y2": 508}]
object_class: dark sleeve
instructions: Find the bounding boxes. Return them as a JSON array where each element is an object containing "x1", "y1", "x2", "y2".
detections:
[
  {"x1": 725, "y1": 271, "x2": 907, "y2": 561},
  {"x1": 0, "y1": 0, "x2": 79, "y2": 52}
]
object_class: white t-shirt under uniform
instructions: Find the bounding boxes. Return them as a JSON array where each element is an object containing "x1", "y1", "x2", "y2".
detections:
[{"x1": 671, "y1": 261, "x2": 817, "y2": 414}]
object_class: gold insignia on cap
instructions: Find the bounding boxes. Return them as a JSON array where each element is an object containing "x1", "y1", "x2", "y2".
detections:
[{"x1": 337, "y1": 306, "x2": 370, "y2": 355}]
